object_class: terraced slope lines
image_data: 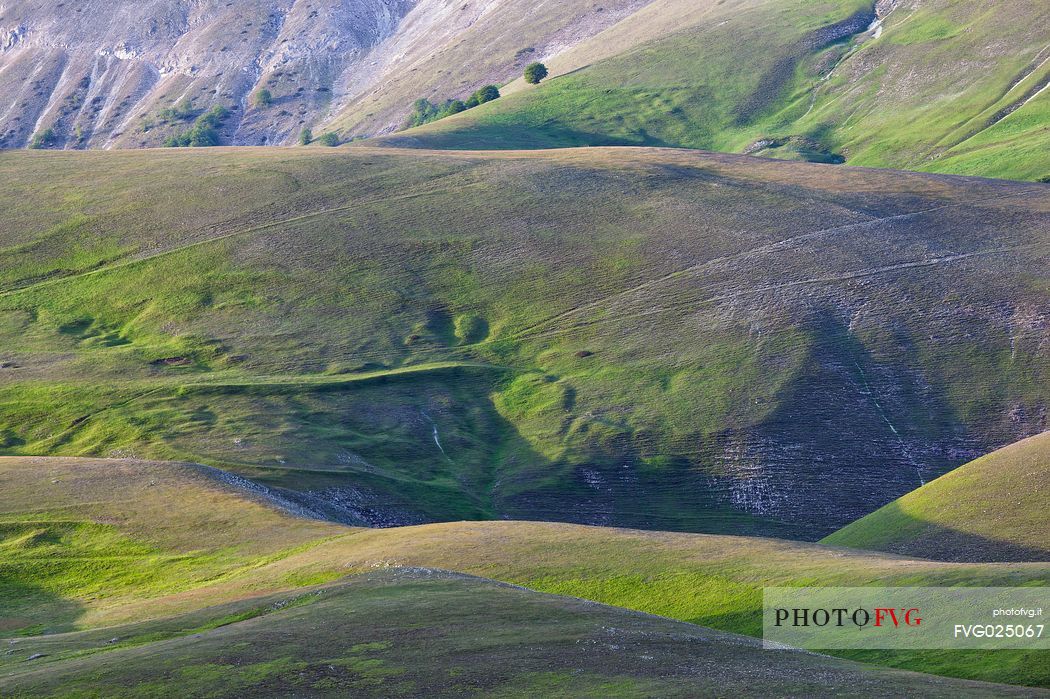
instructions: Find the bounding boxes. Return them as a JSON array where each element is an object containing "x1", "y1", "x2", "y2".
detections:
[{"x1": 0, "y1": 147, "x2": 1048, "y2": 538}]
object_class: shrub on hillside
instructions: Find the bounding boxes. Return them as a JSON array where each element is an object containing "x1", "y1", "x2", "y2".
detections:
[
  {"x1": 317, "y1": 132, "x2": 340, "y2": 147},
  {"x1": 443, "y1": 100, "x2": 467, "y2": 117},
  {"x1": 158, "y1": 98, "x2": 195, "y2": 124},
  {"x1": 299, "y1": 128, "x2": 313, "y2": 145},
  {"x1": 164, "y1": 105, "x2": 230, "y2": 148},
  {"x1": 405, "y1": 86, "x2": 501, "y2": 129},
  {"x1": 408, "y1": 98, "x2": 440, "y2": 127},
  {"x1": 29, "y1": 127, "x2": 57, "y2": 149},
  {"x1": 524, "y1": 62, "x2": 548, "y2": 84},
  {"x1": 253, "y1": 89, "x2": 273, "y2": 108},
  {"x1": 197, "y1": 105, "x2": 229, "y2": 128},
  {"x1": 407, "y1": 98, "x2": 467, "y2": 127},
  {"x1": 466, "y1": 85, "x2": 500, "y2": 107}
]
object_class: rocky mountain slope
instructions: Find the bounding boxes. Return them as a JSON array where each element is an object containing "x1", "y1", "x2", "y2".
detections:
[
  {"x1": 0, "y1": 0, "x2": 647, "y2": 149},
  {"x1": 2, "y1": 0, "x2": 1047, "y2": 182},
  {"x1": 0, "y1": 0, "x2": 425, "y2": 149}
]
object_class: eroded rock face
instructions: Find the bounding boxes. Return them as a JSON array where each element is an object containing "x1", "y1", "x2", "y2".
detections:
[
  {"x1": 0, "y1": 0, "x2": 417, "y2": 148},
  {"x1": 0, "y1": 0, "x2": 654, "y2": 148}
]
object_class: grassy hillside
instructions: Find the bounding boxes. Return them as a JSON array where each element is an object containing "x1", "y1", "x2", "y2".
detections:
[
  {"x1": 256, "y1": 520, "x2": 1050, "y2": 689},
  {"x1": 378, "y1": 0, "x2": 1050, "y2": 181},
  {"x1": 1, "y1": 457, "x2": 1048, "y2": 689},
  {"x1": 0, "y1": 457, "x2": 344, "y2": 633},
  {"x1": 377, "y1": 0, "x2": 873, "y2": 151},
  {"x1": 4, "y1": 570, "x2": 1039, "y2": 699},
  {"x1": 0, "y1": 147, "x2": 1047, "y2": 537},
  {"x1": 322, "y1": 0, "x2": 658, "y2": 138},
  {"x1": 824, "y1": 431, "x2": 1050, "y2": 561}
]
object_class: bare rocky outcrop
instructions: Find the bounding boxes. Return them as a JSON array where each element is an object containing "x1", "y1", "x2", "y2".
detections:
[
  {"x1": 0, "y1": 0, "x2": 418, "y2": 148},
  {"x1": 195, "y1": 463, "x2": 427, "y2": 527},
  {"x1": 0, "y1": 0, "x2": 657, "y2": 148}
]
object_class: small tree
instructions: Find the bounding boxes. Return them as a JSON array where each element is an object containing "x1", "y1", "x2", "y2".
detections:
[
  {"x1": 253, "y1": 89, "x2": 273, "y2": 108},
  {"x1": 298, "y1": 128, "x2": 313, "y2": 145},
  {"x1": 524, "y1": 62, "x2": 548, "y2": 84},
  {"x1": 439, "y1": 99, "x2": 467, "y2": 118},
  {"x1": 317, "y1": 132, "x2": 340, "y2": 147},
  {"x1": 466, "y1": 84, "x2": 500, "y2": 107},
  {"x1": 407, "y1": 98, "x2": 439, "y2": 128}
]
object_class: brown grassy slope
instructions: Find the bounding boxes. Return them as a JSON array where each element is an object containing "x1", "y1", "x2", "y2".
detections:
[{"x1": 0, "y1": 457, "x2": 345, "y2": 632}]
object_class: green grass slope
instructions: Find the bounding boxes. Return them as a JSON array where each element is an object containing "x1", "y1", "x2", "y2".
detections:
[
  {"x1": 823, "y1": 431, "x2": 1050, "y2": 562},
  {"x1": 377, "y1": 0, "x2": 1050, "y2": 181},
  {"x1": 1, "y1": 457, "x2": 1048, "y2": 688},
  {"x1": 322, "y1": 0, "x2": 659, "y2": 138},
  {"x1": 5, "y1": 570, "x2": 1040, "y2": 699},
  {"x1": 0, "y1": 147, "x2": 1047, "y2": 537},
  {"x1": 0, "y1": 457, "x2": 344, "y2": 634},
  {"x1": 267, "y1": 520, "x2": 1050, "y2": 689}
]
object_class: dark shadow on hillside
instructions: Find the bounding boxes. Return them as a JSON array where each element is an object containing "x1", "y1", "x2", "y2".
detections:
[
  {"x1": 831, "y1": 502, "x2": 1050, "y2": 563},
  {"x1": 735, "y1": 9, "x2": 875, "y2": 125},
  {"x1": 176, "y1": 306, "x2": 990, "y2": 541},
  {"x1": 208, "y1": 365, "x2": 514, "y2": 526},
  {"x1": 378, "y1": 123, "x2": 676, "y2": 151},
  {"x1": 0, "y1": 579, "x2": 84, "y2": 639},
  {"x1": 699, "y1": 309, "x2": 979, "y2": 541},
  {"x1": 189, "y1": 363, "x2": 799, "y2": 537}
]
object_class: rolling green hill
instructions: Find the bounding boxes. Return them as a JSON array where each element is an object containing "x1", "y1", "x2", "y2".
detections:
[
  {"x1": 377, "y1": 0, "x2": 1050, "y2": 181},
  {"x1": 9, "y1": 457, "x2": 1046, "y2": 635},
  {"x1": 2, "y1": 451, "x2": 1050, "y2": 684},
  {"x1": 4, "y1": 570, "x2": 1043, "y2": 699},
  {"x1": 0, "y1": 147, "x2": 1048, "y2": 538},
  {"x1": 7, "y1": 570, "x2": 1043, "y2": 699},
  {"x1": 3, "y1": 2, "x2": 1048, "y2": 694},
  {"x1": 0, "y1": 457, "x2": 345, "y2": 633},
  {"x1": 823, "y1": 431, "x2": 1050, "y2": 562}
]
